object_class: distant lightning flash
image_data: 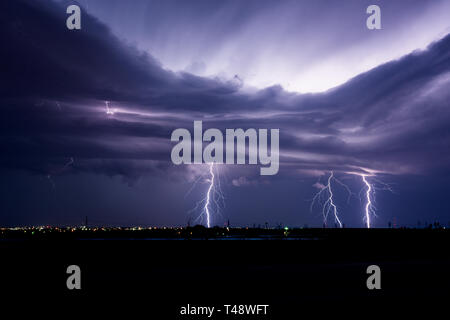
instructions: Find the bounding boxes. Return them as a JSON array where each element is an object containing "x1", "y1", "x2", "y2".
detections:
[
  {"x1": 63, "y1": 157, "x2": 74, "y2": 169},
  {"x1": 188, "y1": 163, "x2": 225, "y2": 228},
  {"x1": 47, "y1": 174, "x2": 55, "y2": 189},
  {"x1": 46, "y1": 157, "x2": 74, "y2": 189},
  {"x1": 105, "y1": 101, "x2": 115, "y2": 115},
  {"x1": 311, "y1": 171, "x2": 351, "y2": 228}
]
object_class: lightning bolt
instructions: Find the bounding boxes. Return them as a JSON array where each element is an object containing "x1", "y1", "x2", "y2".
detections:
[
  {"x1": 311, "y1": 171, "x2": 351, "y2": 228},
  {"x1": 356, "y1": 173, "x2": 394, "y2": 228},
  {"x1": 63, "y1": 157, "x2": 74, "y2": 169},
  {"x1": 187, "y1": 163, "x2": 225, "y2": 228},
  {"x1": 105, "y1": 101, "x2": 115, "y2": 115},
  {"x1": 204, "y1": 162, "x2": 215, "y2": 228},
  {"x1": 47, "y1": 174, "x2": 55, "y2": 189},
  {"x1": 326, "y1": 172, "x2": 342, "y2": 228},
  {"x1": 361, "y1": 175, "x2": 373, "y2": 229},
  {"x1": 46, "y1": 157, "x2": 74, "y2": 190}
]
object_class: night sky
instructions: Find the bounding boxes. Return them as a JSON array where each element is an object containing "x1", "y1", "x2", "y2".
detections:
[{"x1": 1, "y1": 0, "x2": 450, "y2": 228}]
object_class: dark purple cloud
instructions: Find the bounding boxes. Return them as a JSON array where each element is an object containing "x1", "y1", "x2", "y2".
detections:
[{"x1": 2, "y1": 0, "x2": 450, "y2": 183}]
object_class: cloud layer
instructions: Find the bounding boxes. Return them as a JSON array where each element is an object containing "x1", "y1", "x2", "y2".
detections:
[{"x1": 1, "y1": 0, "x2": 450, "y2": 184}]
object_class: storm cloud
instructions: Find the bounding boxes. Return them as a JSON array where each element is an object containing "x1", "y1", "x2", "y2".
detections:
[{"x1": 1, "y1": 0, "x2": 450, "y2": 181}]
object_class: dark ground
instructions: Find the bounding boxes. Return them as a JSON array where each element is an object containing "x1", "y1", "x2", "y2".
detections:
[{"x1": 1, "y1": 228, "x2": 449, "y2": 317}]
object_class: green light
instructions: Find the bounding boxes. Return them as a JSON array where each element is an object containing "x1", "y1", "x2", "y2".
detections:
[{"x1": 284, "y1": 226, "x2": 289, "y2": 231}]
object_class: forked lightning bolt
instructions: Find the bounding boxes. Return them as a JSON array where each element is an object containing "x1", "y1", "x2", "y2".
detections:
[
  {"x1": 361, "y1": 175, "x2": 372, "y2": 228},
  {"x1": 324, "y1": 172, "x2": 342, "y2": 228},
  {"x1": 188, "y1": 163, "x2": 225, "y2": 228},
  {"x1": 357, "y1": 173, "x2": 393, "y2": 228},
  {"x1": 311, "y1": 171, "x2": 350, "y2": 228},
  {"x1": 204, "y1": 162, "x2": 215, "y2": 228}
]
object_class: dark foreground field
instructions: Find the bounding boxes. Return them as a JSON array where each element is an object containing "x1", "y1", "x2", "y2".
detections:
[{"x1": 1, "y1": 228, "x2": 449, "y2": 317}]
